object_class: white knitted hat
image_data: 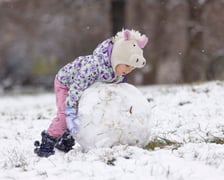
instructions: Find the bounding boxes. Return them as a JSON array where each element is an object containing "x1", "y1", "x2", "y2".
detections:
[{"x1": 111, "y1": 29, "x2": 148, "y2": 72}]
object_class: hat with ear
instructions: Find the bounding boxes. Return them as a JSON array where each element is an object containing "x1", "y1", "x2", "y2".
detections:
[{"x1": 110, "y1": 29, "x2": 148, "y2": 72}]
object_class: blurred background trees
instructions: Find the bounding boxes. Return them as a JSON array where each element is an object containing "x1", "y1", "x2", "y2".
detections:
[{"x1": 0, "y1": 0, "x2": 224, "y2": 90}]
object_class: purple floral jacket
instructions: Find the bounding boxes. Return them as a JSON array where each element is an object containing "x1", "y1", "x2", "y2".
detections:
[{"x1": 57, "y1": 39, "x2": 125, "y2": 109}]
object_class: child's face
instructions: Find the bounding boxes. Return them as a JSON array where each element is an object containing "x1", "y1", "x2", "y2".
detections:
[{"x1": 115, "y1": 64, "x2": 135, "y2": 76}]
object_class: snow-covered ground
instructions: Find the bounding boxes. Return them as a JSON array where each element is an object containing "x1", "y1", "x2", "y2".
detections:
[{"x1": 0, "y1": 81, "x2": 224, "y2": 180}]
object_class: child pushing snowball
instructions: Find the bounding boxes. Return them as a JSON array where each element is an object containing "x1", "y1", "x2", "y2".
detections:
[{"x1": 34, "y1": 29, "x2": 148, "y2": 157}]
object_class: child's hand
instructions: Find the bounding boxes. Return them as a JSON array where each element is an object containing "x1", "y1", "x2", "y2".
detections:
[{"x1": 65, "y1": 107, "x2": 78, "y2": 137}]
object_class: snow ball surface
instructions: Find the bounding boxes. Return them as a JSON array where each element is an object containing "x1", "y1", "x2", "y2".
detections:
[{"x1": 77, "y1": 82, "x2": 152, "y2": 151}]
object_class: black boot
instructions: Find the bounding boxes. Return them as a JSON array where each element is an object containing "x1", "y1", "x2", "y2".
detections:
[
  {"x1": 34, "y1": 131, "x2": 57, "y2": 157},
  {"x1": 55, "y1": 130, "x2": 75, "y2": 153}
]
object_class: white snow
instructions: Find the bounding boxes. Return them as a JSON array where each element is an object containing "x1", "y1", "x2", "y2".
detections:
[{"x1": 0, "y1": 81, "x2": 224, "y2": 180}]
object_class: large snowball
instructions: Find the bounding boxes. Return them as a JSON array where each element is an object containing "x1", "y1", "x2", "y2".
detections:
[{"x1": 77, "y1": 83, "x2": 151, "y2": 151}]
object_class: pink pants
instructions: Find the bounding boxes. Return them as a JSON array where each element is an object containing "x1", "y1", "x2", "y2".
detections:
[{"x1": 47, "y1": 78, "x2": 69, "y2": 138}]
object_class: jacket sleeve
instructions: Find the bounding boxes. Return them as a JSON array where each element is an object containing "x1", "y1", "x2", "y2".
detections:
[
  {"x1": 66, "y1": 62, "x2": 99, "y2": 108},
  {"x1": 65, "y1": 62, "x2": 99, "y2": 135}
]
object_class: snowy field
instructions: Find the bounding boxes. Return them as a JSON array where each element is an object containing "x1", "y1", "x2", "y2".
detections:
[{"x1": 0, "y1": 81, "x2": 224, "y2": 180}]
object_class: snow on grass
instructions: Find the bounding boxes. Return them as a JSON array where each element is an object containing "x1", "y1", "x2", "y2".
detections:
[
  {"x1": 0, "y1": 81, "x2": 224, "y2": 180},
  {"x1": 141, "y1": 81, "x2": 224, "y2": 144}
]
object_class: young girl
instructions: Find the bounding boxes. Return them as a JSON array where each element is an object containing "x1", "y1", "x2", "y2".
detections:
[{"x1": 34, "y1": 29, "x2": 148, "y2": 157}]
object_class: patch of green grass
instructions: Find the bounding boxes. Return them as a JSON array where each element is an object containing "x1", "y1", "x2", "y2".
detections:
[
  {"x1": 145, "y1": 137, "x2": 182, "y2": 151},
  {"x1": 206, "y1": 136, "x2": 224, "y2": 144}
]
